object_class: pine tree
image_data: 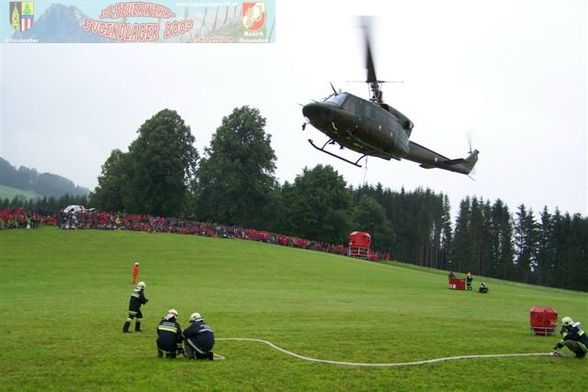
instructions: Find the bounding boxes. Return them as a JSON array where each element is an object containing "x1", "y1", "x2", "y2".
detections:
[
  {"x1": 489, "y1": 199, "x2": 514, "y2": 280},
  {"x1": 451, "y1": 197, "x2": 472, "y2": 273},
  {"x1": 514, "y1": 204, "x2": 538, "y2": 283}
]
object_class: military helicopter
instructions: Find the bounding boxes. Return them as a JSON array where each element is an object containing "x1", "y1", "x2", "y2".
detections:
[{"x1": 301, "y1": 20, "x2": 479, "y2": 176}]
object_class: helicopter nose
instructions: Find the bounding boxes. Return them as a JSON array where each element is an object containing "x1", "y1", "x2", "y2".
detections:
[{"x1": 302, "y1": 102, "x2": 329, "y2": 121}]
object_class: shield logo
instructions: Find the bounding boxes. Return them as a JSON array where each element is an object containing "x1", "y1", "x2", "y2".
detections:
[
  {"x1": 9, "y1": 2, "x2": 34, "y2": 32},
  {"x1": 242, "y1": 2, "x2": 265, "y2": 31}
]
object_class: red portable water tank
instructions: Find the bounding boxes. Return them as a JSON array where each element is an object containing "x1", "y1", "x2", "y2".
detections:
[
  {"x1": 348, "y1": 231, "x2": 371, "y2": 259},
  {"x1": 530, "y1": 306, "x2": 558, "y2": 336},
  {"x1": 349, "y1": 231, "x2": 371, "y2": 248},
  {"x1": 448, "y1": 278, "x2": 466, "y2": 290}
]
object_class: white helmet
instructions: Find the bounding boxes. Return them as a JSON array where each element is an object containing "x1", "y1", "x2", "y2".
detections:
[
  {"x1": 189, "y1": 312, "x2": 202, "y2": 322},
  {"x1": 562, "y1": 316, "x2": 574, "y2": 327},
  {"x1": 136, "y1": 281, "x2": 146, "y2": 289},
  {"x1": 165, "y1": 309, "x2": 178, "y2": 320}
]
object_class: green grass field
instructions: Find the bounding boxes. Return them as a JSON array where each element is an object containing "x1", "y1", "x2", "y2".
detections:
[
  {"x1": 1, "y1": 227, "x2": 587, "y2": 391},
  {"x1": 0, "y1": 185, "x2": 41, "y2": 201}
]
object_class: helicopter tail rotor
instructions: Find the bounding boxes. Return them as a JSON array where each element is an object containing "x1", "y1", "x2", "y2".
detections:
[
  {"x1": 467, "y1": 132, "x2": 474, "y2": 155},
  {"x1": 466, "y1": 133, "x2": 478, "y2": 176}
]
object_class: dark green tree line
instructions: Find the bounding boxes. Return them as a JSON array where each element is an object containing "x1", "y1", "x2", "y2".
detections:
[
  {"x1": 351, "y1": 185, "x2": 451, "y2": 267},
  {"x1": 452, "y1": 199, "x2": 587, "y2": 291}
]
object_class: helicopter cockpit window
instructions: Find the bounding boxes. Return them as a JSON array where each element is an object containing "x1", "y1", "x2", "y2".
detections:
[{"x1": 324, "y1": 94, "x2": 347, "y2": 107}]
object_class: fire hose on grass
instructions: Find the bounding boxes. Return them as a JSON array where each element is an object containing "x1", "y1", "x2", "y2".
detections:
[{"x1": 215, "y1": 338, "x2": 557, "y2": 367}]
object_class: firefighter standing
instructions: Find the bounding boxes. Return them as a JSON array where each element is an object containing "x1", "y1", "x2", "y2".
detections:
[
  {"x1": 466, "y1": 272, "x2": 473, "y2": 291},
  {"x1": 553, "y1": 316, "x2": 588, "y2": 359},
  {"x1": 122, "y1": 281, "x2": 148, "y2": 333},
  {"x1": 183, "y1": 312, "x2": 215, "y2": 360},
  {"x1": 157, "y1": 309, "x2": 183, "y2": 358}
]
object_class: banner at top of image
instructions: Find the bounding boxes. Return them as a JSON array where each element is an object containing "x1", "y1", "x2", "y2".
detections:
[{"x1": 2, "y1": 0, "x2": 275, "y2": 43}]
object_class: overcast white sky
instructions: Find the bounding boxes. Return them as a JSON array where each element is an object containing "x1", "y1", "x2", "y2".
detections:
[{"x1": 1, "y1": 0, "x2": 587, "y2": 218}]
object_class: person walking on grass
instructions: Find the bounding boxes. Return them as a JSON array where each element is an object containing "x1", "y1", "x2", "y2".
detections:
[
  {"x1": 122, "y1": 281, "x2": 148, "y2": 333},
  {"x1": 182, "y1": 312, "x2": 215, "y2": 360},
  {"x1": 157, "y1": 309, "x2": 183, "y2": 358},
  {"x1": 553, "y1": 316, "x2": 588, "y2": 359}
]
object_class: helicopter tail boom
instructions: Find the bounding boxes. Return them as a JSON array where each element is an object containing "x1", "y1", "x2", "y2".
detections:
[
  {"x1": 441, "y1": 149, "x2": 479, "y2": 175},
  {"x1": 408, "y1": 141, "x2": 479, "y2": 175}
]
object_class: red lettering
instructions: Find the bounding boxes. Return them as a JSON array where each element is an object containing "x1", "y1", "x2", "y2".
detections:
[{"x1": 82, "y1": 18, "x2": 91, "y2": 32}]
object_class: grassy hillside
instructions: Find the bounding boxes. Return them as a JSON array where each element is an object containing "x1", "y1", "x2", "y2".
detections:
[
  {"x1": 0, "y1": 227, "x2": 586, "y2": 391},
  {"x1": 0, "y1": 184, "x2": 41, "y2": 201}
]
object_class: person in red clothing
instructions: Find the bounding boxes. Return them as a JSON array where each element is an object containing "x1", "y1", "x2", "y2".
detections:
[{"x1": 132, "y1": 262, "x2": 139, "y2": 284}]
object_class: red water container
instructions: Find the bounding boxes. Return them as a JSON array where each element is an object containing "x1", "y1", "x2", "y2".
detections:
[
  {"x1": 530, "y1": 306, "x2": 558, "y2": 336},
  {"x1": 349, "y1": 231, "x2": 371, "y2": 248},
  {"x1": 448, "y1": 278, "x2": 466, "y2": 290},
  {"x1": 348, "y1": 231, "x2": 371, "y2": 259}
]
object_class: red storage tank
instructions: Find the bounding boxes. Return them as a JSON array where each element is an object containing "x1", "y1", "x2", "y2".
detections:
[
  {"x1": 530, "y1": 306, "x2": 558, "y2": 336},
  {"x1": 448, "y1": 278, "x2": 466, "y2": 290},
  {"x1": 349, "y1": 231, "x2": 371, "y2": 248},
  {"x1": 348, "y1": 231, "x2": 371, "y2": 259}
]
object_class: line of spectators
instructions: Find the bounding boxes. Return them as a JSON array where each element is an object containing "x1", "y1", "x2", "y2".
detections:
[
  {"x1": 0, "y1": 208, "x2": 56, "y2": 229},
  {"x1": 57, "y1": 210, "x2": 354, "y2": 256},
  {"x1": 10, "y1": 208, "x2": 390, "y2": 261}
]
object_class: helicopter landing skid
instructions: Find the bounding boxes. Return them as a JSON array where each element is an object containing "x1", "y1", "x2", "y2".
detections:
[{"x1": 308, "y1": 139, "x2": 367, "y2": 167}]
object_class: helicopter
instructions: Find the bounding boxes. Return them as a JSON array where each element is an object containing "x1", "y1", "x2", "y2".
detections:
[{"x1": 301, "y1": 20, "x2": 479, "y2": 176}]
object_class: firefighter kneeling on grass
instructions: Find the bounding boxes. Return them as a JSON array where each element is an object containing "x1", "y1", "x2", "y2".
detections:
[
  {"x1": 157, "y1": 309, "x2": 183, "y2": 358},
  {"x1": 552, "y1": 316, "x2": 588, "y2": 359},
  {"x1": 182, "y1": 312, "x2": 215, "y2": 360}
]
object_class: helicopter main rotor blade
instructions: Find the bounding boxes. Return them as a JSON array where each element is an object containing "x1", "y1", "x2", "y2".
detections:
[
  {"x1": 360, "y1": 16, "x2": 384, "y2": 103},
  {"x1": 360, "y1": 16, "x2": 378, "y2": 84},
  {"x1": 330, "y1": 81, "x2": 338, "y2": 96}
]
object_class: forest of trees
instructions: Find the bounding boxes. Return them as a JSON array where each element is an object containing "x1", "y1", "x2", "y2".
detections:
[
  {"x1": 0, "y1": 157, "x2": 90, "y2": 198},
  {"x1": 3, "y1": 107, "x2": 586, "y2": 292}
]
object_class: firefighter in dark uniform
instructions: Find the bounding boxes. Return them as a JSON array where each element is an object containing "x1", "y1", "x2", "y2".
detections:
[
  {"x1": 183, "y1": 312, "x2": 215, "y2": 360},
  {"x1": 466, "y1": 272, "x2": 473, "y2": 291},
  {"x1": 122, "y1": 281, "x2": 148, "y2": 333},
  {"x1": 157, "y1": 309, "x2": 183, "y2": 358},
  {"x1": 553, "y1": 316, "x2": 588, "y2": 359}
]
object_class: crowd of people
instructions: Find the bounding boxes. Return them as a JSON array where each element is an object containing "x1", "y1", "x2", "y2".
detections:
[
  {"x1": 55, "y1": 209, "x2": 391, "y2": 260},
  {"x1": 4, "y1": 207, "x2": 392, "y2": 260},
  {"x1": 0, "y1": 208, "x2": 55, "y2": 229}
]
